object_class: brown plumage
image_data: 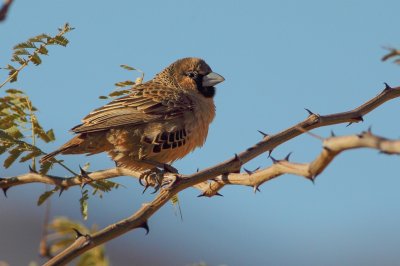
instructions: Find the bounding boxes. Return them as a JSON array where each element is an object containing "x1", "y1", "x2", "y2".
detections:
[{"x1": 40, "y1": 58, "x2": 224, "y2": 170}]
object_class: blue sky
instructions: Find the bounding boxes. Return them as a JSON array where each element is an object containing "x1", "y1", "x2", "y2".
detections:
[{"x1": 1, "y1": 1, "x2": 400, "y2": 265}]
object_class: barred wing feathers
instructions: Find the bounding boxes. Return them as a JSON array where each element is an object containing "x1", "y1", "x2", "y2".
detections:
[{"x1": 71, "y1": 84, "x2": 193, "y2": 134}]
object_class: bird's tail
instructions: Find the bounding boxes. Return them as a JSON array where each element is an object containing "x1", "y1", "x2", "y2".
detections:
[
  {"x1": 40, "y1": 147, "x2": 72, "y2": 163},
  {"x1": 40, "y1": 133, "x2": 109, "y2": 163},
  {"x1": 40, "y1": 135, "x2": 84, "y2": 163}
]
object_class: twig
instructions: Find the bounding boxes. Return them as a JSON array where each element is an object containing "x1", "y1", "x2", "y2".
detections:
[
  {"x1": 41, "y1": 85, "x2": 400, "y2": 265},
  {"x1": 0, "y1": 23, "x2": 72, "y2": 90},
  {"x1": 0, "y1": 168, "x2": 142, "y2": 191},
  {"x1": 199, "y1": 130, "x2": 400, "y2": 196},
  {"x1": 382, "y1": 47, "x2": 400, "y2": 63},
  {"x1": 43, "y1": 131, "x2": 400, "y2": 265}
]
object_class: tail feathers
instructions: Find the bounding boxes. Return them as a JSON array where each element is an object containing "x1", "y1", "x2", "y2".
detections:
[
  {"x1": 40, "y1": 149, "x2": 65, "y2": 163},
  {"x1": 40, "y1": 143, "x2": 79, "y2": 163},
  {"x1": 40, "y1": 135, "x2": 85, "y2": 163},
  {"x1": 40, "y1": 133, "x2": 110, "y2": 163}
]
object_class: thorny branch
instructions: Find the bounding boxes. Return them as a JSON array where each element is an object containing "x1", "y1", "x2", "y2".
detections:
[
  {"x1": 2, "y1": 130, "x2": 399, "y2": 198},
  {"x1": 382, "y1": 47, "x2": 400, "y2": 64},
  {"x1": 197, "y1": 129, "x2": 400, "y2": 196},
  {"x1": 1, "y1": 84, "x2": 400, "y2": 265},
  {"x1": 0, "y1": 166, "x2": 208, "y2": 195},
  {"x1": 0, "y1": 168, "x2": 142, "y2": 194}
]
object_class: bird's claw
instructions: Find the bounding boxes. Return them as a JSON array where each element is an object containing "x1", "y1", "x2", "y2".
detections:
[{"x1": 139, "y1": 164, "x2": 179, "y2": 193}]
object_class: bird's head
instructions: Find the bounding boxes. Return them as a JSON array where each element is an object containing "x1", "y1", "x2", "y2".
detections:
[{"x1": 155, "y1": 57, "x2": 225, "y2": 98}]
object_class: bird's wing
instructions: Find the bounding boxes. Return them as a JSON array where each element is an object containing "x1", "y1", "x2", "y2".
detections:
[{"x1": 71, "y1": 83, "x2": 193, "y2": 133}]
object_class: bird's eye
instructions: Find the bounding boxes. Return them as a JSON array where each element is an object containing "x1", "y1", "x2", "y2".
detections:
[{"x1": 186, "y1": 71, "x2": 198, "y2": 78}]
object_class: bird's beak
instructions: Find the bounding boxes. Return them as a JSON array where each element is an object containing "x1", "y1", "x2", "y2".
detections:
[{"x1": 202, "y1": 72, "x2": 225, "y2": 87}]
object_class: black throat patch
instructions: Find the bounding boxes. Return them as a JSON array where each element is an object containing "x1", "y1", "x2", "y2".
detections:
[
  {"x1": 195, "y1": 76, "x2": 215, "y2": 98},
  {"x1": 197, "y1": 86, "x2": 216, "y2": 98}
]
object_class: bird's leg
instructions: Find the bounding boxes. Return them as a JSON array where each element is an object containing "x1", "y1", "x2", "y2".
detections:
[{"x1": 138, "y1": 159, "x2": 178, "y2": 193}]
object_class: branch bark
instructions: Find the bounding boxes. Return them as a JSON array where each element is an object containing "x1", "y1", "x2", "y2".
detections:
[
  {"x1": 0, "y1": 168, "x2": 141, "y2": 192},
  {"x1": 198, "y1": 130, "x2": 400, "y2": 196},
  {"x1": 37, "y1": 85, "x2": 400, "y2": 265}
]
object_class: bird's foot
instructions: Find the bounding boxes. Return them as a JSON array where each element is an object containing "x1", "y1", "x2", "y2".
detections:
[
  {"x1": 139, "y1": 163, "x2": 179, "y2": 193},
  {"x1": 139, "y1": 168, "x2": 163, "y2": 193}
]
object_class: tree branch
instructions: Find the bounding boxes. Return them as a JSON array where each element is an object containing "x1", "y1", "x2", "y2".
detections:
[
  {"x1": 382, "y1": 47, "x2": 400, "y2": 64},
  {"x1": 198, "y1": 130, "x2": 400, "y2": 196},
  {"x1": 0, "y1": 168, "x2": 141, "y2": 192},
  {"x1": 43, "y1": 132, "x2": 400, "y2": 266},
  {"x1": 41, "y1": 85, "x2": 400, "y2": 265}
]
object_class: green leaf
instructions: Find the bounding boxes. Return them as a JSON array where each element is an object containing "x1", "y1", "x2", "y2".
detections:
[
  {"x1": 48, "y1": 216, "x2": 88, "y2": 236},
  {"x1": 114, "y1": 81, "x2": 135, "y2": 87},
  {"x1": 31, "y1": 117, "x2": 55, "y2": 143},
  {"x1": 171, "y1": 194, "x2": 179, "y2": 205},
  {"x1": 80, "y1": 189, "x2": 89, "y2": 220},
  {"x1": 5, "y1": 88, "x2": 24, "y2": 94},
  {"x1": 37, "y1": 188, "x2": 58, "y2": 206},
  {"x1": 14, "y1": 41, "x2": 36, "y2": 49},
  {"x1": 3, "y1": 64, "x2": 16, "y2": 71},
  {"x1": 52, "y1": 36, "x2": 69, "y2": 47},
  {"x1": 0, "y1": 115, "x2": 19, "y2": 129},
  {"x1": 14, "y1": 48, "x2": 31, "y2": 56},
  {"x1": 4, "y1": 148, "x2": 24, "y2": 168},
  {"x1": 0, "y1": 145, "x2": 9, "y2": 155},
  {"x1": 0, "y1": 129, "x2": 16, "y2": 141},
  {"x1": 46, "y1": 129, "x2": 56, "y2": 142},
  {"x1": 19, "y1": 149, "x2": 42, "y2": 162},
  {"x1": 38, "y1": 45, "x2": 49, "y2": 55},
  {"x1": 98, "y1": 96, "x2": 108, "y2": 99},
  {"x1": 77, "y1": 245, "x2": 109, "y2": 266},
  {"x1": 30, "y1": 53, "x2": 42, "y2": 66},
  {"x1": 11, "y1": 54, "x2": 26, "y2": 65},
  {"x1": 37, "y1": 131, "x2": 50, "y2": 142},
  {"x1": 28, "y1": 33, "x2": 51, "y2": 43},
  {"x1": 46, "y1": 216, "x2": 108, "y2": 264},
  {"x1": 39, "y1": 160, "x2": 54, "y2": 175},
  {"x1": 59, "y1": 23, "x2": 74, "y2": 33},
  {"x1": 4, "y1": 126, "x2": 24, "y2": 139},
  {"x1": 91, "y1": 179, "x2": 123, "y2": 198},
  {"x1": 108, "y1": 89, "x2": 131, "y2": 97},
  {"x1": 171, "y1": 194, "x2": 183, "y2": 220},
  {"x1": 8, "y1": 69, "x2": 18, "y2": 82},
  {"x1": 82, "y1": 162, "x2": 90, "y2": 171},
  {"x1": 120, "y1": 64, "x2": 136, "y2": 71}
]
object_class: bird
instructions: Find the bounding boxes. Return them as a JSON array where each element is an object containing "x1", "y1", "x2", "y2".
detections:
[{"x1": 40, "y1": 57, "x2": 225, "y2": 182}]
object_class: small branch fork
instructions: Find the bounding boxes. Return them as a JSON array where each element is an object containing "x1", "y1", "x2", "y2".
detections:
[{"x1": 0, "y1": 84, "x2": 399, "y2": 265}]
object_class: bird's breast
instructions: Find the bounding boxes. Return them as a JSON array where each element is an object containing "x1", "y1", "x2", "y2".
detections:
[
  {"x1": 184, "y1": 95, "x2": 216, "y2": 148},
  {"x1": 115, "y1": 94, "x2": 216, "y2": 167}
]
